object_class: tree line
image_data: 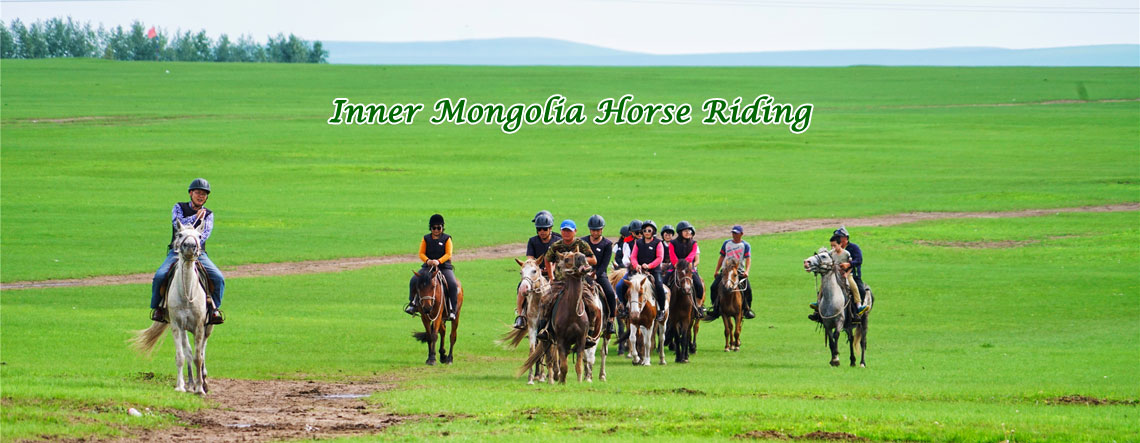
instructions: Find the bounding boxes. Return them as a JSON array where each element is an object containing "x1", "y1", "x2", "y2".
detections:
[{"x1": 0, "y1": 17, "x2": 327, "y2": 63}]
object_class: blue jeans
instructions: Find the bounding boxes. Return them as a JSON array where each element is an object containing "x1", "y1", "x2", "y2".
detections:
[{"x1": 151, "y1": 250, "x2": 225, "y2": 309}]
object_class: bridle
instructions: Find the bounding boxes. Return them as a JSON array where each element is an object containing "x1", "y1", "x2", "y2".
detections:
[{"x1": 419, "y1": 265, "x2": 444, "y2": 323}]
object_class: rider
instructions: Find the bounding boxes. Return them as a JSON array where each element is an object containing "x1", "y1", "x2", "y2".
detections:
[
  {"x1": 150, "y1": 178, "x2": 225, "y2": 325},
  {"x1": 619, "y1": 220, "x2": 668, "y2": 323},
  {"x1": 808, "y1": 235, "x2": 865, "y2": 322},
  {"x1": 705, "y1": 225, "x2": 755, "y2": 320},
  {"x1": 405, "y1": 214, "x2": 458, "y2": 321},
  {"x1": 668, "y1": 220, "x2": 705, "y2": 317},
  {"x1": 618, "y1": 219, "x2": 642, "y2": 270},
  {"x1": 514, "y1": 210, "x2": 562, "y2": 329},
  {"x1": 660, "y1": 225, "x2": 675, "y2": 273},
  {"x1": 819, "y1": 227, "x2": 868, "y2": 316},
  {"x1": 584, "y1": 215, "x2": 617, "y2": 335},
  {"x1": 536, "y1": 219, "x2": 597, "y2": 342},
  {"x1": 612, "y1": 225, "x2": 631, "y2": 270}
]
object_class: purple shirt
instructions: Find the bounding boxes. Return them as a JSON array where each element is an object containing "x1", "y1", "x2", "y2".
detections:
[{"x1": 172, "y1": 203, "x2": 213, "y2": 244}]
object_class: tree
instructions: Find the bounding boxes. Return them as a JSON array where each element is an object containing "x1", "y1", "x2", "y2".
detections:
[
  {"x1": 308, "y1": 40, "x2": 327, "y2": 63},
  {"x1": 0, "y1": 22, "x2": 15, "y2": 58}
]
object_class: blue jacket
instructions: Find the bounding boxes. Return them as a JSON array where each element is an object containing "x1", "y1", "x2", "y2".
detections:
[{"x1": 847, "y1": 242, "x2": 863, "y2": 280}]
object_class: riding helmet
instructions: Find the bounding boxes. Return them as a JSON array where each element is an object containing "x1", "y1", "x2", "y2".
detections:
[
  {"x1": 587, "y1": 214, "x2": 605, "y2": 230},
  {"x1": 661, "y1": 225, "x2": 675, "y2": 235},
  {"x1": 619, "y1": 225, "x2": 630, "y2": 238},
  {"x1": 834, "y1": 226, "x2": 850, "y2": 238},
  {"x1": 676, "y1": 220, "x2": 695, "y2": 235},
  {"x1": 532, "y1": 210, "x2": 552, "y2": 223},
  {"x1": 429, "y1": 213, "x2": 445, "y2": 227},
  {"x1": 628, "y1": 219, "x2": 643, "y2": 233},
  {"x1": 188, "y1": 178, "x2": 211, "y2": 194},
  {"x1": 534, "y1": 212, "x2": 554, "y2": 229},
  {"x1": 642, "y1": 220, "x2": 658, "y2": 234}
]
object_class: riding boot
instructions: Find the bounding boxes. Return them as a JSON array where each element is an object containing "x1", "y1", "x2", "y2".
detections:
[
  {"x1": 704, "y1": 287, "x2": 720, "y2": 321},
  {"x1": 742, "y1": 289, "x2": 755, "y2": 319},
  {"x1": 405, "y1": 296, "x2": 419, "y2": 315},
  {"x1": 206, "y1": 299, "x2": 225, "y2": 325},
  {"x1": 513, "y1": 315, "x2": 527, "y2": 329},
  {"x1": 605, "y1": 318, "x2": 616, "y2": 335},
  {"x1": 446, "y1": 299, "x2": 457, "y2": 321},
  {"x1": 536, "y1": 318, "x2": 551, "y2": 341},
  {"x1": 150, "y1": 308, "x2": 168, "y2": 323}
]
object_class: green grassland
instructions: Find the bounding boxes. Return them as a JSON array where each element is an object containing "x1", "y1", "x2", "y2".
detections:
[
  {"x1": 2, "y1": 212, "x2": 1137, "y2": 441},
  {"x1": 1, "y1": 60, "x2": 1138, "y2": 281}
]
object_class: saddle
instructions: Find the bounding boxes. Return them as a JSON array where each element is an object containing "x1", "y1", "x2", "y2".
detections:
[{"x1": 157, "y1": 261, "x2": 214, "y2": 308}]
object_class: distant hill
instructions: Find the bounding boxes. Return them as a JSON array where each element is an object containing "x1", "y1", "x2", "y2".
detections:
[{"x1": 324, "y1": 38, "x2": 1139, "y2": 67}]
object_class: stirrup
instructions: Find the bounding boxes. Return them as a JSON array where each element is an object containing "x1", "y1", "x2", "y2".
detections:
[
  {"x1": 404, "y1": 303, "x2": 418, "y2": 315},
  {"x1": 809, "y1": 301, "x2": 819, "y2": 309},
  {"x1": 207, "y1": 309, "x2": 225, "y2": 325},
  {"x1": 743, "y1": 308, "x2": 755, "y2": 319},
  {"x1": 513, "y1": 315, "x2": 527, "y2": 330},
  {"x1": 150, "y1": 309, "x2": 168, "y2": 323},
  {"x1": 855, "y1": 305, "x2": 869, "y2": 316}
]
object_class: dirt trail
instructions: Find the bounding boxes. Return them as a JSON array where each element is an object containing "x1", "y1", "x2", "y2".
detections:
[
  {"x1": 4, "y1": 203, "x2": 1136, "y2": 291},
  {"x1": 111, "y1": 378, "x2": 405, "y2": 442}
]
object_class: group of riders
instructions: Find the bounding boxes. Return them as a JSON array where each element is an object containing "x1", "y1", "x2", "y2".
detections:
[
  {"x1": 144, "y1": 179, "x2": 868, "y2": 337},
  {"x1": 401, "y1": 209, "x2": 871, "y2": 345}
]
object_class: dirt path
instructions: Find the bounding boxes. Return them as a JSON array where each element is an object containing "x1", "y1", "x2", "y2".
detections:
[
  {"x1": 113, "y1": 378, "x2": 406, "y2": 442},
  {"x1": 4, "y1": 203, "x2": 1136, "y2": 291}
]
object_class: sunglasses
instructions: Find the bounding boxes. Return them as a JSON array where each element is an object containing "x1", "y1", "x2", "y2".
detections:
[
  {"x1": 537, "y1": 227, "x2": 551, "y2": 232},
  {"x1": 431, "y1": 225, "x2": 443, "y2": 230}
]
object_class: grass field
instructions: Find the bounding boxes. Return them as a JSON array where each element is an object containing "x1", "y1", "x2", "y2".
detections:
[
  {"x1": 1, "y1": 60, "x2": 1137, "y2": 281},
  {"x1": 3, "y1": 212, "x2": 1138, "y2": 441},
  {"x1": 1, "y1": 60, "x2": 1138, "y2": 441}
]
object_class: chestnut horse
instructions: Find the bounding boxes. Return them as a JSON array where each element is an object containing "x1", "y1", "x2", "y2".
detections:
[
  {"x1": 718, "y1": 258, "x2": 744, "y2": 352},
  {"x1": 411, "y1": 265, "x2": 463, "y2": 365}
]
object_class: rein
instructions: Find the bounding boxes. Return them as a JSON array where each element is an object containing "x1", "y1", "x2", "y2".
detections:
[{"x1": 421, "y1": 267, "x2": 444, "y2": 323}]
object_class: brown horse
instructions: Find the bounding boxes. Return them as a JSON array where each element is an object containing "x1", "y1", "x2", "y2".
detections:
[
  {"x1": 718, "y1": 258, "x2": 744, "y2": 352},
  {"x1": 411, "y1": 265, "x2": 463, "y2": 365},
  {"x1": 518, "y1": 252, "x2": 591, "y2": 383},
  {"x1": 667, "y1": 260, "x2": 696, "y2": 363}
]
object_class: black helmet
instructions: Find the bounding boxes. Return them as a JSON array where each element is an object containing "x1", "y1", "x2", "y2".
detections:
[
  {"x1": 834, "y1": 226, "x2": 850, "y2": 238},
  {"x1": 676, "y1": 220, "x2": 695, "y2": 235},
  {"x1": 587, "y1": 214, "x2": 605, "y2": 230},
  {"x1": 619, "y1": 225, "x2": 630, "y2": 237},
  {"x1": 642, "y1": 220, "x2": 658, "y2": 234},
  {"x1": 532, "y1": 210, "x2": 552, "y2": 223},
  {"x1": 188, "y1": 178, "x2": 211, "y2": 194},
  {"x1": 534, "y1": 212, "x2": 554, "y2": 229},
  {"x1": 628, "y1": 219, "x2": 643, "y2": 233},
  {"x1": 662, "y1": 225, "x2": 675, "y2": 235},
  {"x1": 429, "y1": 214, "x2": 445, "y2": 227}
]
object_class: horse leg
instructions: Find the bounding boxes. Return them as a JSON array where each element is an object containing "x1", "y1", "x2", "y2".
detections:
[
  {"x1": 576, "y1": 339, "x2": 585, "y2": 383},
  {"x1": 192, "y1": 326, "x2": 207, "y2": 395},
  {"x1": 733, "y1": 312, "x2": 742, "y2": 351},
  {"x1": 559, "y1": 344, "x2": 570, "y2": 384},
  {"x1": 829, "y1": 328, "x2": 841, "y2": 367},
  {"x1": 690, "y1": 320, "x2": 699, "y2": 354},
  {"x1": 855, "y1": 324, "x2": 867, "y2": 368},
  {"x1": 599, "y1": 336, "x2": 608, "y2": 381},
  {"x1": 656, "y1": 322, "x2": 666, "y2": 366},
  {"x1": 172, "y1": 327, "x2": 187, "y2": 392},
  {"x1": 723, "y1": 316, "x2": 731, "y2": 352},
  {"x1": 200, "y1": 325, "x2": 212, "y2": 394},
  {"x1": 848, "y1": 328, "x2": 857, "y2": 367},
  {"x1": 629, "y1": 324, "x2": 640, "y2": 365}
]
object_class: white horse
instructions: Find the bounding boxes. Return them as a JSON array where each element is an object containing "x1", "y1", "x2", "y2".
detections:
[
  {"x1": 501, "y1": 258, "x2": 553, "y2": 384},
  {"x1": 627, "y1": 273, "x2": 669, "y2": 366},
  {"x1": 131, "y1": 222, "x2": 214, "y2": 395}
]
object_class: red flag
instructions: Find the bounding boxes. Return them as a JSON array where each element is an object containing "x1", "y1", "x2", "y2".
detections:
[{"x1": 146, "y1": 26, "x2": 156, "y2": 39}]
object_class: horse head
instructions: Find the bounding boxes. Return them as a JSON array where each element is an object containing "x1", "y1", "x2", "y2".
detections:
[
  {"x1": 172, "y1": 222, "x2": 204, "y2": 262},
  {"x1": 556, "y1": 251, "x2": 590, "y2": 278},
  {"x1": 674, "y1": 260, "x2": 693, "y2": 295},
  {"x1": 628, "y1": 273, "x2": 653, "y2": 318},
  {"x1": 722, "y1": 258, "x2": 740, "y2": 291},
  {"x1": 803, "y1": 247, "x2": 834, "y2": 274},
  {"x1": 516, "y1": 258, "x2": 544, "y2": 297}
]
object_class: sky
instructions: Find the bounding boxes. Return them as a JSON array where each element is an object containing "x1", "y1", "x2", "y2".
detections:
[{"x1": 1, "y1": 0, "x2": 1137, "y2": 54}]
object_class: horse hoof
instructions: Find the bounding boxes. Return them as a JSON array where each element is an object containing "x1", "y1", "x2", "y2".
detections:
[
  {"x1": 830, "y1": 360, "x2": 840, "y2": 367},
  {"x1": 527, "y1": 380, "x2": 535, "y2": 385},
  {"x1": 724, "y1": 348, "x2": 729, "y2": 352},
  {"x1": 860, "y1": 363, "x2": 866, "y2": 368},
  {"x1": 426, "y1": 359, "x2": 436, "y2": 366},
  {"x1": 175, "y1": 387, "x2": 186, "y2": 393}
]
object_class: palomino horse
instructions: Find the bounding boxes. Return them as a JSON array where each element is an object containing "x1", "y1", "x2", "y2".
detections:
[
  {"x1": 626, "y1": 272, "x2": 669, "y2": 365},
  {"x1": 804, "y1": 248, "x2": 871, "y2": 367},
  {"x1": 717, "y1": 258, "x2": 744, "y2": 352},
  {"x1": 499, "y1": 258, "x2": 553, "y2": 384},
  {"x1": 667, "y1": 260, "x2": 696, "y2": 363},
  {"x1": 518, "y1": 252, "x2": 592, "y2": 383},
  {"x1": 411, "y1": 265, "x2": 463, "y2": 365},
  {"x1": 131, "y1": 222, "x2": 214, "y2": 395}
]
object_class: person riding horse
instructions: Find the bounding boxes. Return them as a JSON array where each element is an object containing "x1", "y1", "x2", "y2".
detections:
[
  {"x1": 583, "y1": 215, "x2": 618, "y2": 335},
  {"x1": 706, "y1": 225, "x2": 755, "y2": 320},
  {"x1": 615, "y1": 220, "x2": 669, "y2": 323},
  {"x1": 660, "y1": 225, "x2": 675, "y2": 273},
  {"x1": 405, "y1": 214, "x2": 459, "y2": 321},
  {"x1": 809, "y1": 226, "x2": 869, "y2": 321},
  {"x1": 150, "y1": 178, "x2": 225, "y2": 325},
  {"x1": 535, "y1": 220, "x2": 599, "y2": 343},
  {"x1": 612, "y1": 224, "x2": 631, "y2": 270},
  {"x1": 667, "y1": 220, "x2": 705, "y2": 317},
  {"x1": 514, "y1": 210, "x2": 562, "y2": 329}
]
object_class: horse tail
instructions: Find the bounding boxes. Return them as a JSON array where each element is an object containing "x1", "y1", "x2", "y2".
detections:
[
  {"x1": 517, "y1": 341, "x2": 550, "y2": 377},
  {"x1": 129, "y1": 321, "x2": 170, "y2": 356},
  {"x1": 497, "y1": 327, "x2": 529, "y2": 349},
  {"x1": 413, "y1": 331, "x2": 431, "y2": 343}
]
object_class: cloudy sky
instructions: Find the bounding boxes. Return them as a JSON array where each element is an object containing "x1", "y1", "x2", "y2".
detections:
[{"x1": 2, "y1": 0, "x2": 1137, "y2": 54}]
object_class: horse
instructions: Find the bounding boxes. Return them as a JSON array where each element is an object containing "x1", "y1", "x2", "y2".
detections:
[
  {"x1": 499, "y1": 258, "x2": 553, "y2": 384},
  {"x1": 411, "y1": 264, "x2": 463, "y2": 365},
  {"x1": 804, "y1": 248, "x2": 872, "y2": 367},
  {"x1": 626, "y1": 272, "x2": 666, "y2": 365},
  {"x1": 130, "y1": 222, "x2": 214, "y2": 395},
  {"x1": 718, "y1": 258, "x2": 745, "y2": 352},
  {"x1": 517, "y1": 252, "x2": 592, "y2": 383},
  {"x1": 581, "y1": 275, "x2": 608, "y2": 382},
  {"x1": 666, "y1": 260, "x2": 696, "y2": 363}
]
